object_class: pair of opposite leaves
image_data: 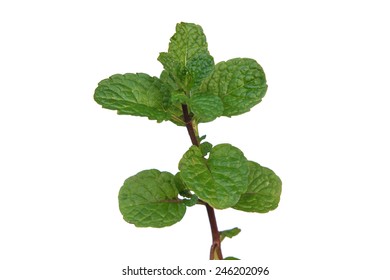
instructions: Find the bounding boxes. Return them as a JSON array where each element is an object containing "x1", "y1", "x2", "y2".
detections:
[
  {"x1": 94, "y1": 22, "x2": 282, "y2": 228},
  {"x1": 119, "y1": 144, "x2": 282, "y2": 228}
]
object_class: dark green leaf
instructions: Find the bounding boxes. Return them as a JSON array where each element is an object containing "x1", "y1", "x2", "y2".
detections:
[
  {"x1": 199, "y1": 141, "x2": 213, "y2": 157},
  {"x1": 118, "y1": 169, "x2": 186, "y2": 228},
  {"x1": 186, "y1": 53, "x2": 215, "y2": 88},
  {"x1": 178, "y1": 144, "x2": 249, "y2": 209},
  {"x1": 94, "y1": 73, "x2": 171, "y2": 122},
  {"x1": 201, "y1": 58, "x2": 267, "y2": 116},
  {"x1": 183, "y1": 195, "x2": 198, "y2": 207},
  {"x1": 233, "y1": 161, "x2": 282, "y2": 213},
  {"x1": 199, "y1": 135, "x2": 207, "y2": 142},
  {"x1": 190, "y1": 93, "x2": 223, "y2": 122}
]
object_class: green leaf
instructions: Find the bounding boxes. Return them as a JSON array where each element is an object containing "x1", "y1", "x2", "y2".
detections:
[
  {"x1": 220, "y1": 227, "x2": 241, "y2": 242},
  {"x1": 199, "y1": 135, "x2": 207, "y2": 142},
  {"x1": 158, "y1": 70, "x2": 185, "y2": 125},
  {"x1": 174, "y1": 172, "x2": 191, "y2": 198},
  {"x1": 224, "y1": 256, "x2": 240, "y2": 260},
  {"x1": 190, "y1": 93, "x2": 223, "y2": 122},
  {"x1": 158, "y1": 22, "x2": 213, "y2": 91},
  {"x1": 178, "y1": 144, "x2": 249, "y2": 209},
  {"x1": 186, "y1": 53, "x2": 215, "y2": 88},
  {"x1": 233, "y1": 161, "x2": 282, "y2": 213},
  {"x1": 201, "y1": 58, "x2": 267, "y2": 116},
  {"x1": 165, "y1": 22, "x2": 209, "y2": 67},
  {"x1": 118, "y1": 169, "x2": 186, "y2": 228},
  {"x1": 159, "y1": 69, "x2": 180, "y2": 92},
  {"x1": 199, "y1": 141, "x2": 213, "y2": 157},
  {"x1": 158, "y1": 53, "x2": 187, "y2": 88},
  {"x1": 171, "y1": 91, "x2": 189, "y2": 104},
  {"x1": 94, "y1": 73, "x2": 171, "y2": 122},
  {"x1": 183, "y1": 195, "x2": 198, "y2": 207}
]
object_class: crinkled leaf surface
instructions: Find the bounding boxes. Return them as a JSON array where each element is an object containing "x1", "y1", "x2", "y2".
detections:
[
  {"x1": 157, "y1": 53, "x2": 186, "y2": 87},
  {"x1": 164, "y1": 22, "x2": 209, "y2": 67},
  {"x1": 233, "y1": 161, "x2": 282, "y2": 213},
  {"x1": 94, "y1": 73, "x2": 171, "y2": 122},
  {"x1": 179, "y1": 144, "x2": 249, "y2": 209},
  {"x1": 201, "y1": 58, "x2": 267, "y2": 116},
  {"x1": 158, "y1": 22, "x2": 214, "y2": 91},
  {"x1": 186, "y1": 53, "x2": 215, "y2": 88},
  {"x1": 190, "y1": 93, "x2": 223, "y2": 122},
  {"x1": 118, "y1": 169, "x2": 186, "y2": 228},
  {"x1": 159, "y1": 70, "x2": 185, "y2": 125}
]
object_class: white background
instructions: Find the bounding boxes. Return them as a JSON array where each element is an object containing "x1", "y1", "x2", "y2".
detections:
[{"x1": 1, "y1": 0, "x2": 389, "y2": 279}]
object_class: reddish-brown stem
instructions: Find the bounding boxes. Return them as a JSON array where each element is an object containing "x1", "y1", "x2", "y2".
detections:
[
  {"x1": 182, "y1": 104, "x2": 198, "y2": 147},
  {"x1": 181, "y1": 104, "x2": 223, "y2": 260},
  {"x1": 206, "y1": 204, "x2": 223, "y2": 260}
]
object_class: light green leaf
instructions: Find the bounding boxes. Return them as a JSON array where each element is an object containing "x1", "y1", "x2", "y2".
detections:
[
  {"x1": 118, "y1": 169, "x2": 186, "y2": 228},
  {"x1": 171, "y1": 91, "x2": 189, "y2": 104},
  {"x1": 178, "y1": 144, "x2": 249, "y2": 209},
  {"x1": 94, "y1": 73, "x2": 171, "y2": 122},
  {"x1": 165, "y1": 22, "x2": 209, "y2": 67},
  {"x1": 158, "y1": 53, "x2": 187, "y2": 88},
  {"x1": 159, "y1": 70, "x2": 185, "y2": 126},
  {"x1": 201, "y1": 58, "x2": 267, "y2": 116},
  {"x1": 220, "y1": 227, "x2": 241, "y2": 242},
  {"x1": 190, "y1": 93, "x2": 223, "y2": 122},
  {"x1": 233, "y1": 161, "x2": 282, "y2": 213},
  {"x1": 159, "y1": 69, "x2": 179, "y2": 92}
]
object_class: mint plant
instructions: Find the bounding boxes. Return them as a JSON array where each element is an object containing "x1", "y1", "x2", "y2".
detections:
[{"x1": 94, "y1": 22, "x2": 282, "y2": 260}]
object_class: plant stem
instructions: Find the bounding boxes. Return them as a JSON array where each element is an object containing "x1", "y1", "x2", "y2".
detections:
[
  {"x1": 206, "y1": 204, "x2": 223, "y2": 260},
  {"x1": 182, "y1": 104, "x2": 199, "y2": 147},
  {"x1": 181, "y1": 104, "x2": 223, "y2": 260}
]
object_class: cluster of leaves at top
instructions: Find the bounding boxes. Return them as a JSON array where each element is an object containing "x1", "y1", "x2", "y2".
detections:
[{"x1": 94, "y1": 22, "x2": 282, "y2": 259}]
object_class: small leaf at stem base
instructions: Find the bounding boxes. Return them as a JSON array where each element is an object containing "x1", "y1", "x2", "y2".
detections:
[{"x1": 219, "y1": 227, "x2": 241, "y2": 242}]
